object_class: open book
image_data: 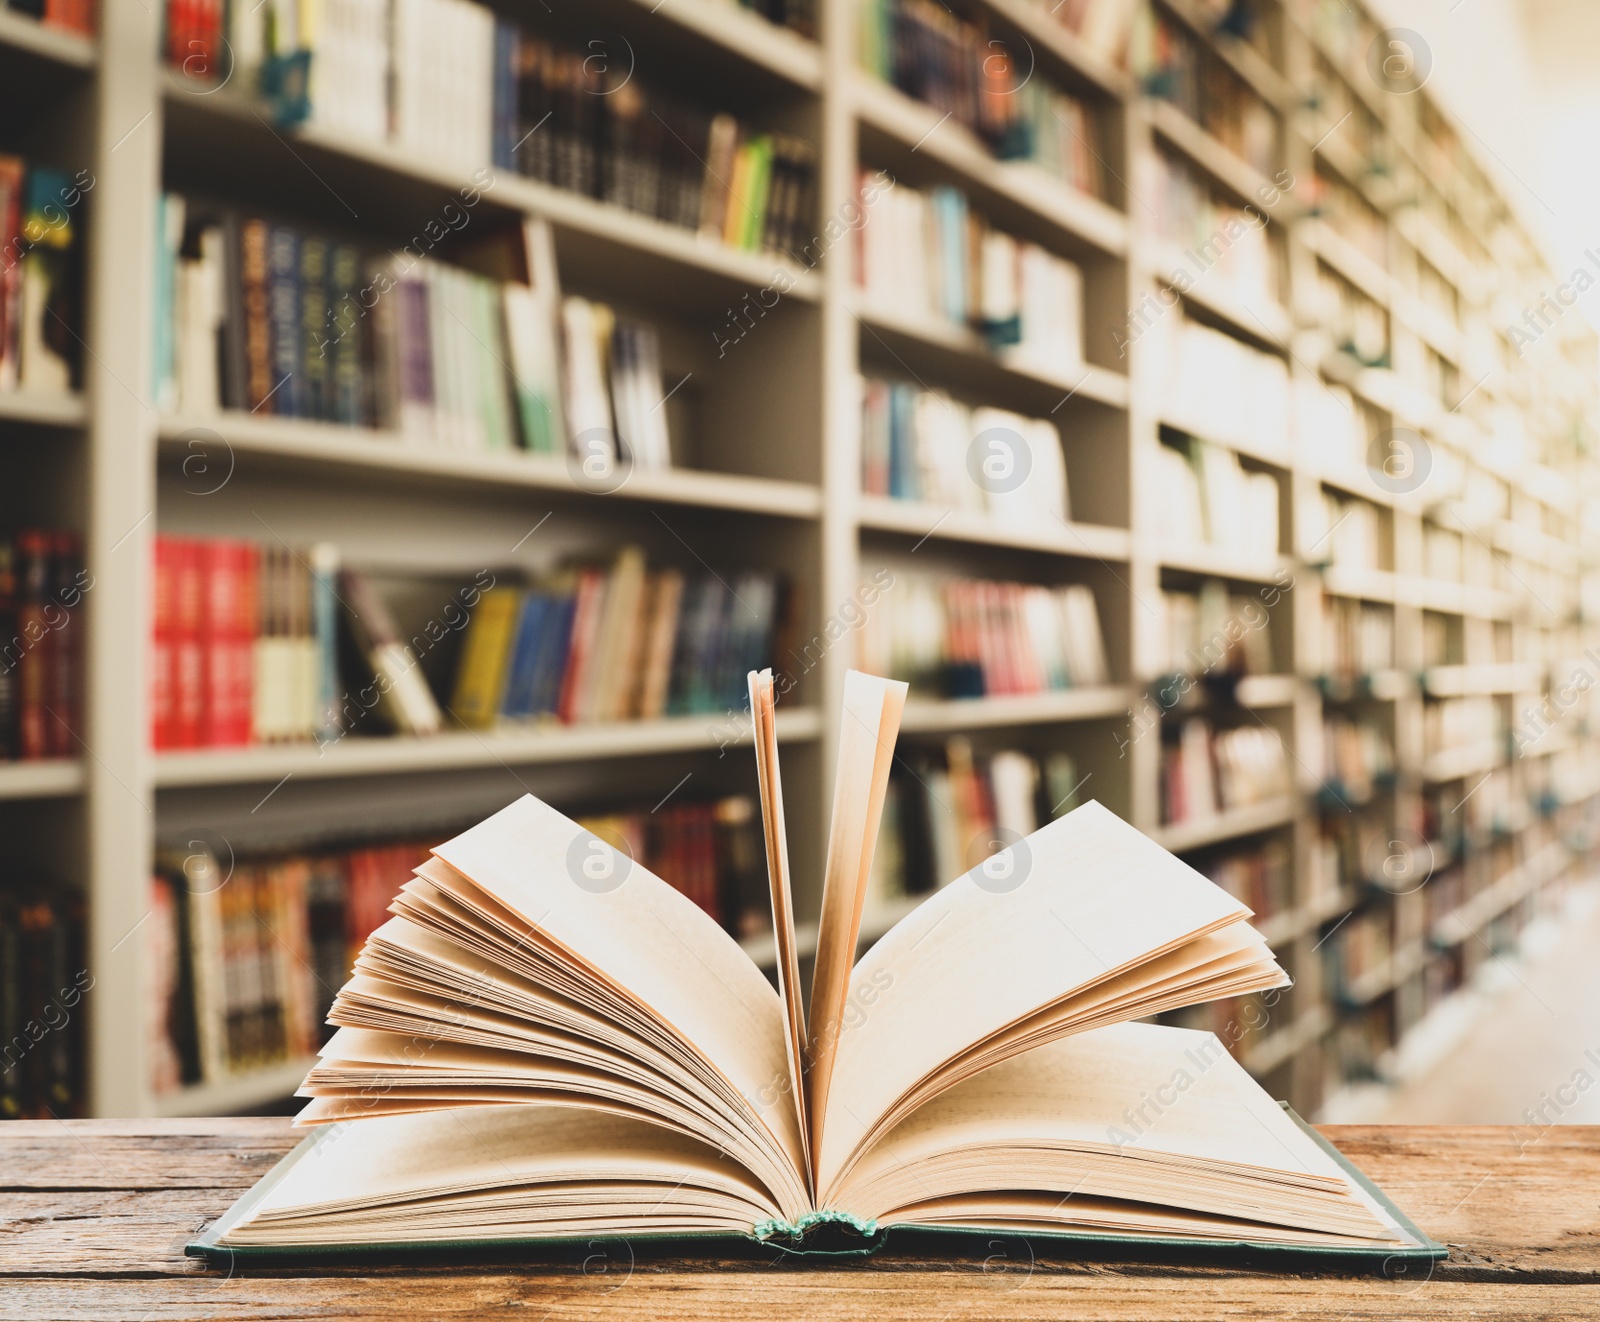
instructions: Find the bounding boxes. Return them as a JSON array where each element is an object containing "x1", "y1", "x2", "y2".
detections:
[{"x1": 192, "y1": 670, "x2": 1440, "y2": 1262}]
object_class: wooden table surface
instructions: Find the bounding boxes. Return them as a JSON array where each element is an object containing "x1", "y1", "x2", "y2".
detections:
[{"x1": 2, "y1": 1119, "x2": 1597, "y2": 1320}]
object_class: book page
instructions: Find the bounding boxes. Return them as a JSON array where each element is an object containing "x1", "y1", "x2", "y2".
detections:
[
  {"x1": 746, "y1": 669, "x2": 810, "y2": 1189},
  {"x1": 805, "y1": 669, "x2": 907, "y2": 1178},
  {"x1": 815, "y1": 800, "x2": 1250, "y2": 1201},
  {"x1": 832, "y1": 1021, "x2": 1402, "y2": 1246},
  {"x1": 223, "y1": 1103, "x2": 781, "y2": 1246},
  {"x1": 428, "y1": 796, "x2": 804, "y2": 1188}
]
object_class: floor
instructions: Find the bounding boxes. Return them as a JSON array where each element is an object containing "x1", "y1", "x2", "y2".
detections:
[{"x1": 1374, "y1": 881, "x2": 1600, "y2": 1126}]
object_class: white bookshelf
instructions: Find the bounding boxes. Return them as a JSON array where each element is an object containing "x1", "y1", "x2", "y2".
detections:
[{"x1": 0, "y1": 0, "x2": 1593, "y2": 1123}]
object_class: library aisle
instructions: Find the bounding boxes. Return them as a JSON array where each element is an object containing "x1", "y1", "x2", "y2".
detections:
[
  {"x1": 4, "y1": 0, "x2": 1600, "y2": 1154},
  {"x1": 1373, "y1": 878, "x2": 1600, "y2": 1126}
]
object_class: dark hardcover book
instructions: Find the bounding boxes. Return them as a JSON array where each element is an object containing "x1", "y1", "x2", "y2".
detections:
[
  {"x1": 327, "y1": 243, "x2": 364, "y2": 425},
  {"x1": 491, "y1": 21, "x2": 518, "y2": 171},
  {"x1": 0, "y1": 541, "x2": 16, "y2": 761},
  {"x1": 239, "y1": 216, "x2": 273, "y2": 412},
  {"x1": 0, "y1": 891, "x2": 19, "y2": 1118},
  {"x1": 298, "y1": 232, "x2": 329, "y2": 421},
  {"x1": 266, "y1": 223, "x2": 302, "y2": 417}
]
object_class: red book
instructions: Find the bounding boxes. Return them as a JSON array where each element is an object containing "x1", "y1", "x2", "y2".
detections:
[
  {"x1": 151, "y1": 536, "x2": 176, "y2": 749},
  {"x1": 171, "y1": 538, "x2": 206, "y2": 749},
  {"x1": 201, "y1": 540, "x2": 257, "y2": 746},
  {"x1": 556, "y1": 569, "x2": 605, "y2": 724}
]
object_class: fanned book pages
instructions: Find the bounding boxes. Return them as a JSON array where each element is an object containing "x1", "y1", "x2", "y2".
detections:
[{"x1": 191, "y1": 669, "x2": 1441, "y2": 1263}]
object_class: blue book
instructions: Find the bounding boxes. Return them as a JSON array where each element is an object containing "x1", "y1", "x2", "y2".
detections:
[
  {"x1": 266, "y1": 224, "x2": 304, "y2": 417},
  {"x1": 499, "y1": 592, "x2": 545, "y2": 719},
  {"x1": 528, "y1": 590, "x2": 577, "y2": 719}
]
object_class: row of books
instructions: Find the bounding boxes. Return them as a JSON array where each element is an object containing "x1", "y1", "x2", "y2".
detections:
[
  {"x1": 1142, "y1": 148, "x2": 1280, "y2": 310},
  {"x1": 148, "y1": 837, "x2": 431, "y2": 1090},
  {"x1": 155, "y1": 202, "x2": 671, "y2": 472},
  {"x1": 1318, "y1": 594, "x2": 1395, "y2": 678},
  {"x1": 857, "y1": 174, "x2": 1084, "y2": 374},
  {"x1": 151, "y1": 536, "x2": 341, "y2": 750},
  {"x1": 449, "y1": 547, "x2": 789, "y2": 728},
  {"x1": 1310, "y1": 491, "x2": 1384, "y2": 572},
  {"x1": 1425, "y1": 696, "x2": 1503, "y2": 762},
  {"x1": 1, "y1": 157, "x2": 83, "y2": 398},
  {"x1": 1151, "y1": 436, "x2": 1281, "y2": 562},
  {"x1": 1321, "y1": 715, "x2": 1395, "y2": 802},
  {"x1": 1317, "y1": 265, "x2": 1388, "y2": 367},
  {"x1": 867, "y1": 740, "x2": 1082, "y2": 908},
  {"x1": 1160, "y1": 718, "x2": 1288, "y2": 827},
  {"x1": 1313, "y1": 168, "x2": 1387, "y2": 273},
  {"x1": 1321, "y1": 903, "x2": 1393, "y2": 996},
  {"x1": 1146, "y1": 311, "x2": 1290, "y2": 459},
  {"x1": 0, "y1": 530, "x2": 83, "y2": 762},
  {"x1": 0, "y1": 882, "x2": 85, "y2": 1118},
  {"x1": 1201, "y1": 839, "x2": 1292, "y2": 927},
  {"x1": 175, "y1": 2, "x2": 817, "y2": 261},
  {"x1": 1293, "y1": 378, "x2": 1369, "y2": 478},
  {"x1": 855, "y1": 572, "x2": 1109, "y2": 699},
  {"x1": 856, "y1": 0, "x2": 1107, "y2": 198},
  {"x1": 1130, "y1": 7, "x2": 1276, "y2": 177},
  {"x1": 858, "y1": 378, "x2": 1069, "y2": 527},
  {"x1": 1155, "y1": 580, "x2": 1274, "y2": 680},
  {"x1": 496, "y1": 30, "x2": 816, "y2": 260},
  {"x1": 146, "y1": 790, "x2": 772, "y2": 1090},
  {"x1": 576, "y1": 795, "x2": 766, "y2": 940},
  {"x1": 5, "y1": 0, "x2": 93, "y2": 34}
]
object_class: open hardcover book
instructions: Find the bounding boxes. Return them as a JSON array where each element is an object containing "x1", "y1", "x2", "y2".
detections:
[{"x1": 192, "y1": 670, "x2": 1441, "y2": 1262}]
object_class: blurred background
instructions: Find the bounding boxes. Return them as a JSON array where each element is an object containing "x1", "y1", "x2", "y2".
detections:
[{"x1": 1, "y1": 0, "x2": 1597, "y2": 1131}]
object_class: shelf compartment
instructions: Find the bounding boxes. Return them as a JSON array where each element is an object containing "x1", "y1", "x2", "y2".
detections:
[
  {"x1": 853, "y1": 297, "x2": 1129, "y2": 414},
  {"x1": 0, "y1": 760, "x2": 85, "y2": 800},
  {"x1": 1147, "y1": 99, "x2": 1286, "y2": 213},
  {"x1": 154, "y1": 709, "x2": 824, "y2": 788},
  {"x1": 857, "y1": 495, "x2": 1131, "y2": 561},
  {"x1": 162, "y1": 91, "x2": 821, "y2": 314},
  {"x1": 156, "y1": 415, "x2": 824, "y2": 520},
  {"x1": 1149, "y1": 244, "x2": 1292, "y2": 349},
  {"x1": 899, "y1": 686, "x2": 1135, "y2": 734},
  {"x1": 1150, "y1": 795, "x2": 1297, "y2": 853},
  {"x1": 853, "y1": 75, "x2": 1128, "y2": 259}
]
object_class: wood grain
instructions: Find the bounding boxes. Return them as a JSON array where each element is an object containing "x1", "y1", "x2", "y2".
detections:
[{"x1": 0, "y1": 1121, "x2": 1595, "y2": 1318}]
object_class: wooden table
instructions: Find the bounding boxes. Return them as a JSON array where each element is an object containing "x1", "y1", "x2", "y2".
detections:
[{"x1": 3, "y1": 1120, "x2": 1597, "y2": 1319}]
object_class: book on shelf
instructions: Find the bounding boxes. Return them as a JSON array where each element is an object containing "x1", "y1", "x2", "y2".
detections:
[
  {"x1": 0, "y1": 881, "x2": 86, "y2": 1118},
  {"x1": 191, "y1": 669, "x2": 1439, "y2": 1260},
  {"x1": 149, "y1": 837, "x2": 433, "y2": 1091},
  {"x1": 151, "y1": 535, "x2": 346, "y2": 749},
  {"x1": 856, "y1": 571, "x2": 1108, "y2": 698},
  {"x1": 1156, "y1": 579, "x2": 1274, "y2": 680},
  {"x1": 870, "y1": 739, "x2": 1083, "y2": 909},
  {"x1": 0, "y1": 529, "x2": 84, "y2": 762},
  {"x1": 856, "y1": 172, "x2": 1085, "y2": 374},
  {"x1": 6, "y1": 0, "x2": 94, "y2": 35},
  {"x1": 155, "y1": 204, "x2": 671, "y2": 475},
  {"x1": 856, "y1": 0, "x2": 1109, "y2": 197},
  {"x1": 1150, "y1": 435, "x2": 1280, "y2": 563},
  {"x1": 0, "y1": 157, "x2": 85, "y2": 397},
  {"x1": 1146, "y1": 309, "x2": 1289, "y2": 460},
  {"x1": 858, "y1": 377, "x2": 1069, "y2": 527},
  {"x1": 1161, "y1": 717, "x2": 1287, "y2": 828},
  {"x1": 179, "y1": 2, "x2": 816, "y2": 258},
  {"x1": 147, "y1": 791, "x2": 770, "y2": 1094},
  {"x1": 449, "y1": 546, "x2": 789, "y2": 728},
  {"x1": 1129, "y1": 7, "x2": 1277, "y2": 176},
  {"x1": 1140, "y1": 146, "x2": 1282, "y2": 309}
]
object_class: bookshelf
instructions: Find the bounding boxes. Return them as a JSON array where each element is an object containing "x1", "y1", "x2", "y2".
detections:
[{"x1": 4, "y1": 0, "x2": 1596, "y2": 1123}]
